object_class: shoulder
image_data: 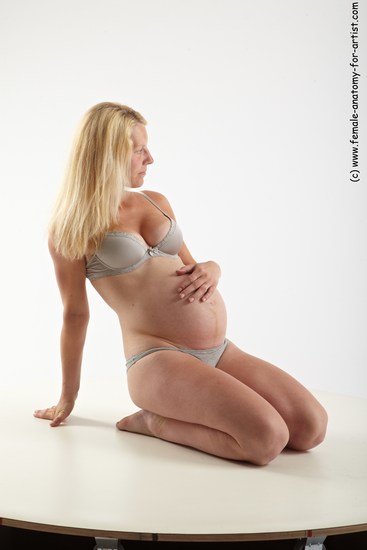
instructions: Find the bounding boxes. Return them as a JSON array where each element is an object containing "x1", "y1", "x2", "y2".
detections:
[
  {"x1": 141, "y1": 189, "x2": 168, "y2": 205},
  {"x1": 141, "y1": 190, "x2": 176, "y2": 217},
  {"x1": 48, "y1": 237, "x2": 87, "y2": 281}
]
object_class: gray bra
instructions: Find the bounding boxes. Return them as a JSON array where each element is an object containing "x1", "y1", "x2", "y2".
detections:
[{"x1": 85, "y1": 193, "x2": 184, "y2": 281}]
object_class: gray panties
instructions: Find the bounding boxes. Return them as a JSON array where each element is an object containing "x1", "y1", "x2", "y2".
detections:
[{"x1": 126, "y1": 338, "x2": 229, "y2": 372}]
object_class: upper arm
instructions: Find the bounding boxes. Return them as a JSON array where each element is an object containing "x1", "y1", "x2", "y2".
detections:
[
  {"x1": 143, "y1": 190, "x2": 197, "y2": 265},
  {"x1": 48, "y1": 239, "x2": 89, "y2": 319}
]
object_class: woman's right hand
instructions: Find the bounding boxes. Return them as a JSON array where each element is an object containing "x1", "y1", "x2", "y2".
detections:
[{"x1": 34, "y1": 398, "x2": 75, "y2": 427}]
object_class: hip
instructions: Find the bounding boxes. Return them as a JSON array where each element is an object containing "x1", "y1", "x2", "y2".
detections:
[{"x1": 126, "y1": 338, "x2": 230, "y2": 372}]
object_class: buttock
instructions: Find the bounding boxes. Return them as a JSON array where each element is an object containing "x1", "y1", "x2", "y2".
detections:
[{"x1": 126, "y1": 339, "x2": 229, "y2": 372}]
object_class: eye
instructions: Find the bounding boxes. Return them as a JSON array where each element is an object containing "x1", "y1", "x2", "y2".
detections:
[{"x1": 135, "y1": 147, "x2": 144, "y2": 154}]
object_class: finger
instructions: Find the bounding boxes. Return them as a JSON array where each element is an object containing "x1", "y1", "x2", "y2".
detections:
[
  {"x1": 34, "y1": 407, "x2": 56, "y2": 420},
  {"x1": 50, "y1": 407, "x2": 67, "y2": 426},
  {"x1": 176, "y1": 267, "x2": 195, "y2": 291},
  {"x1": 176, "y1": 264, "x2": 195, "y2": 275},
  {"x1": 179, "y1": 276, "x2": 205, "y2": 299},
  {"x1": 201, "y1": 285, "x2": 215, "y2": 302},
  {"x1": 191, "y1": 284, "x2": 211, "y2": 303}
]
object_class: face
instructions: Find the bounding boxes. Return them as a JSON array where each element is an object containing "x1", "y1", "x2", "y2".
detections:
[{"x1": 130, "y1": 123, "x2": 154, "y2": 187}]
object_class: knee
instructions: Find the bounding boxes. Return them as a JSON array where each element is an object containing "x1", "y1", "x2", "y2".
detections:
[
  {"x1": 289, "y1": 402, "x2": 328, "y2": 452},
  {"x1": 246, "y1": 417, "x2": 290, "y2": 466}
]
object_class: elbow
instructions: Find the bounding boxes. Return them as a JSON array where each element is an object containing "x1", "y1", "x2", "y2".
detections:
[{"x1": 63, "y1": 310, "x2": 90, "y2": 327}]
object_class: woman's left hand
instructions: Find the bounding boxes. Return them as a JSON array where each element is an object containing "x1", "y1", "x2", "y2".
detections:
[{"x1": 176, "y1": 261, "x2": 221, "y2": 303}]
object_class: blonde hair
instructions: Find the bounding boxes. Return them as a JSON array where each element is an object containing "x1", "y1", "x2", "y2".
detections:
[{"x1": 49, "y1": 102, "x2": 147, "y2": 260}]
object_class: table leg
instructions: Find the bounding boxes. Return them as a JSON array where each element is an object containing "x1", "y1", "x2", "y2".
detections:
[
  {"x1": 94, "y1": 537, "x2": 125, "y2": 550},
  {"x1": 293, "y1": 536, "x2": 327, "y2": 549}
]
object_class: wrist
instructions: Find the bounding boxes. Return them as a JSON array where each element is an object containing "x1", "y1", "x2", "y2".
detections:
[
  {"x1": 208, "y1": 260, "x2": 221, "y2": 277},
  {"x1": 61, "y1": 387, "x2": 79, "y2": 402}
]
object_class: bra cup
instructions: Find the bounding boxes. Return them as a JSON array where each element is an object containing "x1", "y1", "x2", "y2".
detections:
[
  {"x1": 86, "y1": 217, "x2": 184, "y2": 281},
  {"x1": 158, "y1": 223, "x2": 184, "y2": 256},
  {"x1": 96, "y1": 233, "x2": 146, "y2": 269}
]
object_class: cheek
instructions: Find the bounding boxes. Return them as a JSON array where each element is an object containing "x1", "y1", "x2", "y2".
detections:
[
  {"x1": 132, "y1": 154, "x2": 143, "y2": 169},
  {"x1": 130, "y1": 159, "x2": 143, "y2": 185},
  {"x1": 130, "y1": 158, "x2": 139, "y2": 175}
]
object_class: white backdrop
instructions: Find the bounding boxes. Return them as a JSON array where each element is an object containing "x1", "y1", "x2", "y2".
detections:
[{"x1": 1, "y1": 0, "x2": 366, "y2": 401}]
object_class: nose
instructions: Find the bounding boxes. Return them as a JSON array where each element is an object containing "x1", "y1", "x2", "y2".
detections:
[{"x1": 145, "y1": 149, "x2": 154, "y2": 165}]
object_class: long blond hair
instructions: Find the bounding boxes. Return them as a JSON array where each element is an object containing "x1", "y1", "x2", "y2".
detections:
[{"x1": 49, "y1": 102, "x2": 146, "y2": 260}]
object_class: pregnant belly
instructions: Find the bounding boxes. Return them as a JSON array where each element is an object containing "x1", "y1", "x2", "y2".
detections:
[
  {"x1": 93, "y1": 257, "x2": 227, "y2": 354},
  {"x1": 139, "y1": 286, "x2": 228, "y2": 349}
]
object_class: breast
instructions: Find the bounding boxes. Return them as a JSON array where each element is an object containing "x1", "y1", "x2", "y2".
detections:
[
  {"x1": 158, "y1": 221, "x2": 184, "y2": 256},
  {"x1": 95, "y1": 233, "x2": 146, "y2": 269},
  {"x1": 86, "y1": 221, "x2": 184, "y2": 281},
  {"x1": 86, "y1": 233, "x2": 147, "y2": 280}
]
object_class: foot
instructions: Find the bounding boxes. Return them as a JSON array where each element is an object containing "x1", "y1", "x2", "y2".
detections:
[{"x1": 116, "y1": 410, "x2": 157, "y2": 436}]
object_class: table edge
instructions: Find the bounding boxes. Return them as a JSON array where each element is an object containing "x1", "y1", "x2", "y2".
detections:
[{"x1": 1, "y1": 518, "x2": 367, "y2": 542}]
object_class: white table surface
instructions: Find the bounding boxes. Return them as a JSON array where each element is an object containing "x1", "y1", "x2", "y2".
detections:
[{"x1": 1, "y1": 372, "x2": 366, "y2": 542}]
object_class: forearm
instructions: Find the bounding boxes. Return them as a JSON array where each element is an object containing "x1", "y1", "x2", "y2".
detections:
[{"x1": 60, "y1": 314, "x2": 89, "y2": 399}]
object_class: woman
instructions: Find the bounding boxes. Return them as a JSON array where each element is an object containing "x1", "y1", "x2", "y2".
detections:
[{"x1": 34, "y1": 102, "x2": 328, "y2": 465}]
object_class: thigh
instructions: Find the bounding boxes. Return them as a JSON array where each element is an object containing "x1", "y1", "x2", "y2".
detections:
[
  {"x1": 216, "y1": 341, "x2": 327, "y2": 443},
  {"x1": 126, "y1": 349, "x2": 286, "y2": 438}
]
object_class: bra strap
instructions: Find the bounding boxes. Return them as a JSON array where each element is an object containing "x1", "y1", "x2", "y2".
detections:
[{"x1": 140, "y1": 192, "x2": 170, "y2": 219}]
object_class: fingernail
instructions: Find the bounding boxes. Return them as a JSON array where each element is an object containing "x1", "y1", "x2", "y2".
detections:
[
  {"x1": 180, "y1": 293, "x2": 185, "y2": 299},
  {"x1": 189, "y1": 297, "x2": 194, "y2": 303}
]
